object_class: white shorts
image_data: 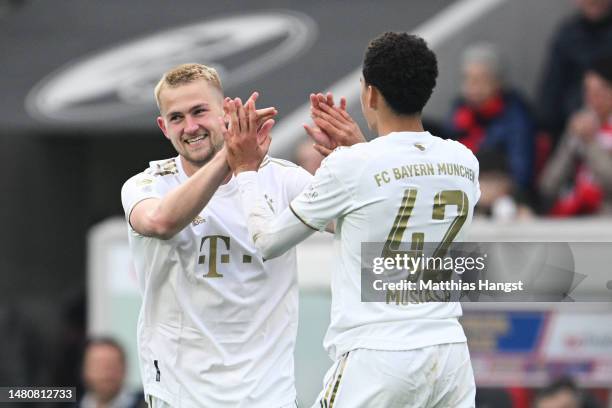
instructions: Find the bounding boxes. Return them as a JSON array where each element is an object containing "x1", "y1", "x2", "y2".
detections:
[
  {"x1": 147, "y1": 395, "x2": 298, "y2": 408},
  {"x1": 312, "y1": 342, "x2": 475, "y2": 408}
]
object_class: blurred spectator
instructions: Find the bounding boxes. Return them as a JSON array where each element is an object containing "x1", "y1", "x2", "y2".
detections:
[
  {"x1": 294, "y1": 139, "x2": 324, "y2": 175},
  {"x1": 533, "y1": 377, "x2": 582, "y2": 408},
  {"x1": 474, "y1": 150, "x2": 534, "y2": 221},
  {"x1": 79, "y1": 337, "x2": 144, "y2": 408},
  {"x1": 537, "y1": 0, "x2": 612, "y2": 142},
  {"x1": 539, "y1": 55, "x2": 612, "y2": 216},
  {"x1": 446, "y1": 43, "x2": 536, "y2": 194}
]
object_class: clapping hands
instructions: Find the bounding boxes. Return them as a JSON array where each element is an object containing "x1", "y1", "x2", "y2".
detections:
[
  {"x1": 304, "y1": 92, "x2": 366, "y2": 156},
  {"x1": 221, "y1": 92, "x2": 275, "y2": 174}
]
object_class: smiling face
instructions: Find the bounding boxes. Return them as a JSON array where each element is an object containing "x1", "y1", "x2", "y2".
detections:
[{"x1": 156, "y1": 79, "x2": 225, "y2": 170}]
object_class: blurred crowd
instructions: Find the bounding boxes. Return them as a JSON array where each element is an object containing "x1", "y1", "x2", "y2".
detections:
[
  {"x1": 296, "y1": 0, "x2": 612, "y2": 222},
  {"x1": 73, "y1": 337, "x2": 610, "y2": 408},
  {"x1": 439, "y1": 0, "x2": 612, "y2": 220},
  {"x1": 69, "y1": 334, "x2": 609, "y2": 408}
]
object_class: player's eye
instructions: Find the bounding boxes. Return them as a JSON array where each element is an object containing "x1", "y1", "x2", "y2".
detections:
[
  {"x1": 194, "y1": 108, "x2": 207, "y2": 115},
  {"x1": 170, "y1": 115, "x2": 182, "y2": 122}
]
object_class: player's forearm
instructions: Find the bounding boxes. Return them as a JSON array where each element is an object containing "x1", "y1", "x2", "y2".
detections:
[
  {"x1": 149, "y1": 152, "x2": 230, "y2": 238},
  {"x1": 250, "y1": 207, "x2": 315, "y2": 259},
  {"x1": 236, "y1": 172, "x2": 314, "y2": 259}
]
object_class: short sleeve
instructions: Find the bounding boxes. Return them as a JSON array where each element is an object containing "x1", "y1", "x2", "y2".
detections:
[
  {"x1": 289, "y1": 153, "x2": 355, "y2": 231},
  {"x1": 121, "y1": 173, "x2": 163, "y2": 225}
]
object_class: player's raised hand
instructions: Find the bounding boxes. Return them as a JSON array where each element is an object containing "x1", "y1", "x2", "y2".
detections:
[
  {"x1": 227, "y1": 92, "x2": 277, "y2": 131},
  {"x1": 243, "y1": 92, "x2": 278, "y2": 128},
  {"x1": 303, "y1": 93, "x2": 338, "y2": 151},
  {"x1": 226, "y1": 93, "x2": 275, "y2": 150},
  {"x1": 220, "y1": 98, "x2": 268, "y2": 174},
  {"x1": 305, "y1": 92, "x2": 366, "y2": 156},
  {"x1": 244, "y1": 92, "x2": 275, "y2": 153},
  {"x1": 311, "y1": 92, "x2": 358, "y2": 138},
  {"x1": 303, "y1": 92, "x2": 347, "y2": 154},
  {"x1": 314, "y1": 92, "x2": 347, "y2": 111}
]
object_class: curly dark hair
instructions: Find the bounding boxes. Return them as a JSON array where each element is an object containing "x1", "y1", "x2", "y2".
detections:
[{"x1": 362, "y1": 32, "x2": 438, "y2": 115}]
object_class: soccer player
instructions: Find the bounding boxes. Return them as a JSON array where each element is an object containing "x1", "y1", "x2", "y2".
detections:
[
  {"x1": 224, "y1": 33, "x2": 480, "y2": 407},
  {"x1": 121, "y1": 63, "x2": 312, "y2": 407}
]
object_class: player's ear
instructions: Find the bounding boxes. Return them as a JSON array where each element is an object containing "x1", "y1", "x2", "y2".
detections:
[
  {"x1": 367, "y1": 85, "x2": 379, "y2": 111},
  {"x1": 157, "y1": 116, "x2": 170, "y2": 140}
]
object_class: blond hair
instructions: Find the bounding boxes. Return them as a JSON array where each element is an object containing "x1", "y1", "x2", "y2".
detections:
[{"x1": 154, "y1": 63, "x2": 223, "y2": 109}]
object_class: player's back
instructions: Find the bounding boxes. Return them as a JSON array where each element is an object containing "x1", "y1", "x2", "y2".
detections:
[
  {"x1": 320, "y1": 131, "x2": 480, "y2": 359},
  {"x1": 349, "y1": 131, "x2": 479, "y2": 248}
]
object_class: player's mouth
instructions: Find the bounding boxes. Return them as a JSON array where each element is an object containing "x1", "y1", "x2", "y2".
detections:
[{"x1": 185, "y1": 132, "x2": 209, "y2": 146}]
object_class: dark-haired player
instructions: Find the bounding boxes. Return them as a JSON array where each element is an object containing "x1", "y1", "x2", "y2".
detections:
[{"x1": 224, "y1": 33, "x2": 480, "y2": 407}]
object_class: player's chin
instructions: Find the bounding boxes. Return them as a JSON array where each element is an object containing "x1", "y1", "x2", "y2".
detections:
[{"x1": 187, "y1": 147, "x2": 215, "y2": 166}]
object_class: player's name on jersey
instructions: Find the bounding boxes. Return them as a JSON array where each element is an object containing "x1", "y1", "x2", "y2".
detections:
[{"x1": 374, "y1": 162, "x2": 476, "y2": 187}]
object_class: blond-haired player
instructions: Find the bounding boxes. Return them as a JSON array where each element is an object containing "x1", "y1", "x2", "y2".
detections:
[
  {"x1": 121, "y1": 63, "x2": 311, "y2": 407},
  {"x1": 225, "y1": 33, "x2": 479, "y2": 407}
]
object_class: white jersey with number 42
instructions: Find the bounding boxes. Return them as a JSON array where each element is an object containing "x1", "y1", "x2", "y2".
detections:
[
  {"x1": 121, "y1": 156, "x2": 311, "y2": 408},
  {"x1": 290, "y1": 131, "x2": 480, "y2": 360}
]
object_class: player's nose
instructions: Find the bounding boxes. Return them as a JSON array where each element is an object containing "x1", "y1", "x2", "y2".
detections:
[{"x1": 184, "y1": 116, "x2": 199, "y2": 134}]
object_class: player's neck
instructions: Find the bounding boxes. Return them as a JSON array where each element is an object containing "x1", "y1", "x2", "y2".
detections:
[
  {"x1": 181, "y1": 157, "x2": 198, "y2": 177},
  {"x1": 376, "y1": 112, "x2": 424, "y2": 137}
]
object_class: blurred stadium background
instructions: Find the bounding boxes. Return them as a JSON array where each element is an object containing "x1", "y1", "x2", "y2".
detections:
[{"x1": 1, "y1": 0, "x2": 611, "y2": 406}]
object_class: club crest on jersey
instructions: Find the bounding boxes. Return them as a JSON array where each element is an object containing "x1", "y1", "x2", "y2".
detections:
[{"x1": 192, "y1": 216, "x2": 206, "y2": 226}]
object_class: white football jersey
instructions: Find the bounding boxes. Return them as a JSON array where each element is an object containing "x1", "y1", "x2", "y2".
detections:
[
  {"x1": 121, "y1": 156, "x2": 311, "y2": 408},
  {"x1": 291, "y1": 131, "x2": 480, "y2": 360}
]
